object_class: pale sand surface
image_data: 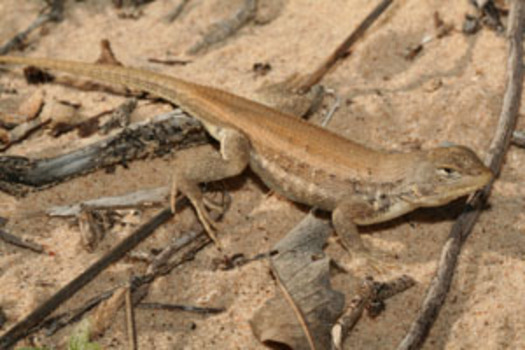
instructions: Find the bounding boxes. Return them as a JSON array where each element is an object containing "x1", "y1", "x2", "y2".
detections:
[{"x1": 0, "y1": 1, "x2": 524, "y2": 349}]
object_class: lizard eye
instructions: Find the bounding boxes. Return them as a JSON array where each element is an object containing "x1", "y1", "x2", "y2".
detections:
[{"x1": 437, "y1": 167, "x2": 458, "y2": 178}]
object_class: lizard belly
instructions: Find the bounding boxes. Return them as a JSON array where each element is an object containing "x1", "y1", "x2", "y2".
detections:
[{"x1": 249, "y1": 149, "x2": 341, "y2": 211}]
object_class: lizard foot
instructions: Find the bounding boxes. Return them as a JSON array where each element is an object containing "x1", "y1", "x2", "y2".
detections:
[
  {"x1": 192, "y1": 199, "x2": 222, "y2": 249},
  {"x1": 202, "y1": 189, "x2": 231, "y2": 215},
  {"x1": 345, "y1": 249, "x2": 399, "y2": 277},
  {"x1": 170, "y1": 177, "x2": 223, "y2": 250}
]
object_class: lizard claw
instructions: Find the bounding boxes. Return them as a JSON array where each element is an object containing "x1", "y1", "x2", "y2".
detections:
[{"x1": 188, "y1": 195, "x2": 223, "y2": 250}]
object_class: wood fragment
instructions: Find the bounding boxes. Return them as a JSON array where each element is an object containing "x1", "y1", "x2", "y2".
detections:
[
  {"x1": 397, "y1": 1, "x2": 524, "y2": 348},
  {"x1": 0, "y1": 112, "x2": 207, "y2": 197},
  {"x1": 0, "y1": 228, "x2": 44, "y2": 253},
  {"x1": 145, "y1": 230, "x2": 204, "y2": 275},
  {"x1": 147, "y1": 57, "x2": 191, "y2": 66},
  {"x1": 215, "y1": 250, "x2": 275, "y2": 270},
  {"x1": 41, "y1": 290, "x2": 116, "y2": 336},
  {"x1": 331, "y1": 278, "x2": 375, "y2": 350},
  {"x1": 187, "y1": 0, "x2": 257, "y2": 55},
  {"x1": 44, "y1": 186, "x2": 170, "y2": 217},
  {"x1": 137, "y1": 303, "x2": 224, "y2": 315},
  {"x1": 90, "y1": 287, "x2": 127, "y2": 339},
  {"x1": 125, "y1": 287, "x2": 137, "y2": 350},
  {"x1": 0, "y1": 116, "x2": 50, "y2": 151},
  {"x1": 32, "y1": 227, "x2": 208, "y2": 338},
  {"x1": 165, "y1": 0, "x2": 191, "y2": 22},
  {"x1": 99, "y1": 98, "x2": 137, "y2": 135},
  {"x1": 331, "y1": 275, "x2": 416, "y2": 350}
]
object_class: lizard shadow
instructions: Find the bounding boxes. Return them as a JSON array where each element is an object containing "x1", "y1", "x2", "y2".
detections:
[
  {"x1": 359, "y1": 196, "x2": 490, "y2": 263},
  {"x1": 223, "y1": 173, "x2": 523, "y2": 350}
]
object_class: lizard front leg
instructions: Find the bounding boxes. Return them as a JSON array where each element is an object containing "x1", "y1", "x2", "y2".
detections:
[
  {"x1": 332, "y1": 199, "x2": 385, "y2": 273},
  {"x1": 172, "y1": 128, "x2": 250, "y2": 247}
]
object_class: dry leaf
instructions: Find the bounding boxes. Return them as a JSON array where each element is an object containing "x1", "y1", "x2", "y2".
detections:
[{"x1": 251, "y1": 213, "x2": 344, "y2": 350}]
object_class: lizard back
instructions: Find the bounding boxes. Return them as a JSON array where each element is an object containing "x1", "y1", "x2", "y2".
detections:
[{"x1": 0, "y1": 56, "x2": 404, "y2": 183}]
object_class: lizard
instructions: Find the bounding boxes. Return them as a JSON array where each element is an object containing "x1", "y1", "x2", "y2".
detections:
[{"x1": 0, "y1": 55, "x2": 493, "y2": 267}]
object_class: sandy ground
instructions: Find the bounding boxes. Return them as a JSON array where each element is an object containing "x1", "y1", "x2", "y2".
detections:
[{"x1": 0, "y1": 0, "x2": 524, "y2": 349}]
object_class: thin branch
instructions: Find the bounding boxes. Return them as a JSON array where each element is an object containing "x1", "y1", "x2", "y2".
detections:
[
  {"x1": 137, "y1": 303, "x2": 224, "y2": 315},
  {"x1": 0, "y1": 112, "x2": 207, "y2": 197},
  {"x1": 332, "y1": 275, "x2": 416, "y2": 350},
  {"x1": 186, "y1": 0, "x2": 257, "y2": 55},
  {"x1": 0, "y1": 228, "x2": 44, "y2": 253},
  {"x1": 0, "y1": 207, "x2": 174, "y2": 349},
  {"x1": 42, "y1": 229, "x2": 208, "y2": 337},
  {"x1": 397, "y1": 1, "x2": 524, "y2": 349},
  {"x1": 43, "y1": 186, "x2": 170, "y2": 217},
  {"x1": 298, "y1": 0, "x2": 393, "y2": 92},
  {"x1": 125, "y1": 286, "x2": 137, "y2": 350},
  {"x1": 165, "y1": 0, "x2": 191, "y2": 22},
  {"x1": 0, "y1": 0, "x2": 64, "y2": 55},
  {"x1": 40, "y1": 289, "x2": 116, "y2": 335}
]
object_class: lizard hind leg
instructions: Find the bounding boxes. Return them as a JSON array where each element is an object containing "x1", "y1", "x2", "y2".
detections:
[{"x1": 170, "y1": 129, "x2": 250, "y2": 249}]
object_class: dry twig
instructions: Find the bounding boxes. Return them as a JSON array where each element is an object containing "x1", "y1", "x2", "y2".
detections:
[
  {"x1": 0, "y1": 228, "x2": 44, "y2": 253},
  {"x1": 397, "y1": 1, "x2": 524, "y2": 349},
  {"x1": 165, "y1": 0, "x2": 191, "y2": 22},
  {"x1": 298, "y1": 0, "x2": 393, "y2": 92},
  {"x1": 187, "y1": 0, "x2": 257, "y2": 55},
  {"x1": 41, "y1": 228, "x2": 208, "y2": 338},
  {"x1": 0, "y1": 0, "x2": 64, "y2": 55},
  {"x1": 0, "y1": 207, "x2": 174, "y2": 349},
  {"x1": 125, "y1": 286, "x2": 137, "y2": 350},
  {"x1": 0, "y1": 112, "x2": 207, "y2": 197},
  {"x1": 332, "y1": 275, "x2": 416, "y2": 350},
  {"x1": 137, "y1": 303, "x2": 224, "y2": 315}
]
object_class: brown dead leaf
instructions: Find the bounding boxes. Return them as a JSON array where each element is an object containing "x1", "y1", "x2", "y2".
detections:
[{"x1": 250, "y1": 213, "x2": 344, "y2": 350}]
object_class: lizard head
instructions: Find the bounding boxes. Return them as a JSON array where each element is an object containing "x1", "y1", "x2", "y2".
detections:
[{"x1": 403, "y1": 145, "x2": 492, "y2": 207}]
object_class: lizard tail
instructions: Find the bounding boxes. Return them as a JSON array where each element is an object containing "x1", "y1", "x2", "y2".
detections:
[{"x1": 0, "y1": 55, "x2": 193, "y2": 105}]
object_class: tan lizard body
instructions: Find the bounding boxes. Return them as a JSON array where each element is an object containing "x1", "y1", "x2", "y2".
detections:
[{"x1": 0, "y1": 55, "x2": 492, "y2": 263}]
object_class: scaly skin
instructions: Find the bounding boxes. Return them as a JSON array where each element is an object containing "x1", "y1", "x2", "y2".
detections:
[{"x1": 0, "y1": 55, "x2": 492, "y2": 260}]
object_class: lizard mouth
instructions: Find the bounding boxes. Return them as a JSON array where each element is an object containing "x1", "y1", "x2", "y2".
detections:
[{"x1": 402, "y1": 172, "x2": 492, "y2": 207}]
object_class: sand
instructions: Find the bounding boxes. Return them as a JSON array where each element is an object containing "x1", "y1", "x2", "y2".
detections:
[{"x1": 0, "y1": 1, "x2": 524, "y2": 349}]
